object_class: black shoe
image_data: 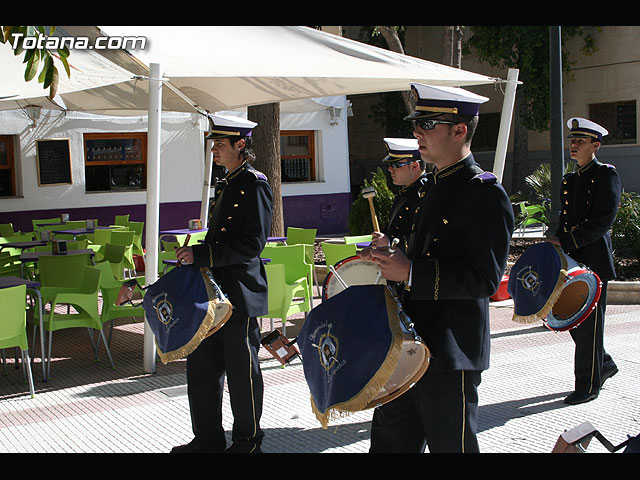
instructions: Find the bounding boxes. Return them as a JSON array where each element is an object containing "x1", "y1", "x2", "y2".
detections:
[
  {"x1": 564, "y1": 391, "x2": 598, "y2": 405},
  {"x1": 171, "y1": 440, "x2": 224, "y2": 453},
  {"x1": 225, "y1": 444, "x2": 262, "y2": 453},
  {"x1": 601, "y1": 365, "x2": 619, "y2": 386}
]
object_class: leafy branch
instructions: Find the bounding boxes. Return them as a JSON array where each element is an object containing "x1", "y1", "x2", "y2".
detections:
[{"x1": 1, "y1": 25, "x2": 70, "y2": 99}]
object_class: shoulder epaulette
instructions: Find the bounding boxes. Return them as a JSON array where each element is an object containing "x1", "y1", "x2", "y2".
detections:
[
  {"x1": 471, "y1": 171, "x2": 497, "y2": 184},
  {"x1": 248, "y1": 168, "x2": 268, "y2": 182}
]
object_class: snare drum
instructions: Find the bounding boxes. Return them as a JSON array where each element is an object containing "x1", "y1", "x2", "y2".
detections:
[
  {"x1": 508, "y1": 242, "x2": 602, "y2": 331},
  {"x1": 322, "y1": 256, "x2": 387, "y2": 300},
  {"x1": 298, "y1": 283, "x2": 429, "y2": 428},
  {"x1": 142, "y1": 265, "x2": 233, "y2": 363},
  {"x1": 363, "y1": 293, "x2": 430, "y2": 409}
]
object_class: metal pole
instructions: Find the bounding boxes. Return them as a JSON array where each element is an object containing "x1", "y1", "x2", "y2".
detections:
[
  {"x1": 492, "y1": 68, "x2": 520, "y2": 183},
  {"x1": 549, "y1": 26, "x2": 565, "y2": 234},
  {"x1": 200, "y1": 138, "x2": 214, "y2": 229},
  {"x1": 143, "y1": 62, "x2": 162, "y2": 374}
]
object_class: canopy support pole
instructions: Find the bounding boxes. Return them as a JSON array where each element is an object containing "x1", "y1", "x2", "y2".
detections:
[
  {"x1": 143, "y1": 62, "x2": 163, "y2": 374},
  {"x1": 200, "y1": 139, "x2": 214, "y2": 229},
  {"x1": 492, "y1": 68, "x2": 520, "y2": 183}
]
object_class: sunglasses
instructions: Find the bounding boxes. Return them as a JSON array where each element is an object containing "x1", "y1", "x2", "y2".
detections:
[
  {"x1": 413, "y1": 119, "x2": 457, "y2": 130},
  {"x1": 387, "y1": 159, "x2": 417, "y2": 169}
]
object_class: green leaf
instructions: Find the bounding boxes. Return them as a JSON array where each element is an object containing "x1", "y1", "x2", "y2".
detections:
[
  {"x1": 47, "y1": 67, "x2": 59, "y2": 98},
  {"x1": 38, "y1": 54, "x2": 52, "y2": 84},
  {"x1": 58, "y1": 53, "x2": 71, "y2": 78},
  {"x1": 24, "y1": 53, "x2": 40, "y2": 81}
]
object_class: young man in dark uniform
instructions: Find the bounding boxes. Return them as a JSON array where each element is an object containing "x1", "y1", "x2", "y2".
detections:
[
  {"x1": 172, "y1": 114, "x2": 273, "y2": 453},
  {"x1": 546, "y1": 117, "x2": 620, "y2": 405},
  {"x1": 368, "y1": 84, "x2": 514, "y2": 453},
  {"x1": 369, "y1": 138, "x2": 428, "y2": 254}
]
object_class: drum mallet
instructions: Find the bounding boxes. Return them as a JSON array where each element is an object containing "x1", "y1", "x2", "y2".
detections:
[{"x1": 361, "y1": 186, "x2": 380, "y2": 231}]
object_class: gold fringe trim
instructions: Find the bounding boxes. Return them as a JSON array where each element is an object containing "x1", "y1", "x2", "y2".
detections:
[
  {"x1": 157, "y1": 268, "x2": 233, "y2": 364},
  {"x1": 310, "y1": 289, "x2": 404, "y2": 429},
  {"x1": 512, "y1": 245, "x2": 569, "y2": 325}
]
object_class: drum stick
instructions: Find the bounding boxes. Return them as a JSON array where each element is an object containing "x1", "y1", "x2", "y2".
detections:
[
  {"x1": 328, "y1": 265, "x2": 349, "y2": 290},
  {"x1": 361, "y1": 186, "x2": 380, "y2": 232}
]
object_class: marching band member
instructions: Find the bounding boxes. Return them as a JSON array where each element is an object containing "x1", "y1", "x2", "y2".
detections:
[
  {"x1": 369, "y1": 138, "x2": 428, "y2": 254},
  {"x1": 368, "y1": 84, "x2": 514, "y2": 452},
  {"x1": 546, "y1": 117, "x2": 621, "y2": 405},
  {"x1": 172, "y1": 114, "x2": 273, "y2": 453}
]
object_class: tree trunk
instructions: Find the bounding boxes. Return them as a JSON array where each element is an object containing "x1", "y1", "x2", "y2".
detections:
[
  {"x1": 378, "y1": 26, "x2": 414, "y2": 115},
  {"x1": 511, "y1": 92, "x2": 530, "y2": 197},
  {"x1": 443, "y1": 26, "x2": 462, "y2": 68},
  {"x1": 247, "y1": 103, "x2": 283, "y2": 236}
]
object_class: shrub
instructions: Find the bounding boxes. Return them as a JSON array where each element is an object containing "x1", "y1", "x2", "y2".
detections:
[
  {"x1": 348, "y1": 168, "x2": 395, "y2": 235},
  {"x1": 612, "y1": 191, "x2": 640, "y2": 264}
]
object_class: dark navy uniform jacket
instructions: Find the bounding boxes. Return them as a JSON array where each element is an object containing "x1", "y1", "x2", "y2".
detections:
[
  {"x1": 554, "y1": 158, "x2": 621, "y2": 281},
  {"x1": 385, "y1": 172, "x2": 428, "y2": 253},
  {"x1": 403, "y1": 155, "x2": 514, "y2": 372},
  {"x1": 192, "y1": 161, "x2": 273, "y2": 317}
]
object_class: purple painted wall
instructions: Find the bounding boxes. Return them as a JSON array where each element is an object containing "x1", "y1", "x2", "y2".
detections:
[
  {"x1": 1, "y1": 192, "x2": 351, "y2": 238},
  {"x1": 282, "y1": 192, "x2": 350, "y2": 235}
]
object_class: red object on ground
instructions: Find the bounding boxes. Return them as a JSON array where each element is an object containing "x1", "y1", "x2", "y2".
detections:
[{"x1": 491, "y1": 275, "x2": 510, "y2": 301}]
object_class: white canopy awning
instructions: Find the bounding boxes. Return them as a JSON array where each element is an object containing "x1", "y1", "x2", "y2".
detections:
[
  {"x1": 1, "y1": 26, "x2": 500, "y2": 116},
  {"x1": 0, "y1": 26, "x2": 517, "y2": 374}
]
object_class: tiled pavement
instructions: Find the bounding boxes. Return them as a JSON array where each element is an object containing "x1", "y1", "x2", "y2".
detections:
[{"x1": 1, "y1": 293, "x2": 639, "y2": 454}]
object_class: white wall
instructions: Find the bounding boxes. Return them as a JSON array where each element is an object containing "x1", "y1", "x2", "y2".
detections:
[
  {"x1": 0, "y1": 96, "x2": 351, "y2": 215},
  {"x1": 280, "y1": 96, "x2": 350, "y2": 197},
  {"x1": 0, "y1": 108, "x2": 204, "y2": 214}
]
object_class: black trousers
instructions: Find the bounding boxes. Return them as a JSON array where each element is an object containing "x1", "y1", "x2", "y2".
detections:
[
  {"x1": 369, "y1": 370, "x2": 482, "y2": 453},
  {"x1": 185, "y1": 310, "x2": 264, "y2": 452},
  {"x1": 569, "y1": 282, "x2": 616, "y2": 394}
]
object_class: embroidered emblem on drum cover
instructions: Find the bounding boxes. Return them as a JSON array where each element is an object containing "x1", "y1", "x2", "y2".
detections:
[
  {"x1": 516, "y1": 266, "x2": 541, "y2": 295},
  {"x1": 308, "y1": 322, "x2": 346, "y2": 381},
  {"x1": 152, "y1": 292, "x2": 179, "y2": 330}
]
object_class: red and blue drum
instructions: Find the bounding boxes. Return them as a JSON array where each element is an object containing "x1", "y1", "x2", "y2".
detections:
[{"x1": 508, "y1": 242, "x2": 602, "y2": 332}]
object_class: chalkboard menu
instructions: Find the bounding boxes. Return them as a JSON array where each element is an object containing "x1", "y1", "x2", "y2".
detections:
[{"x1": 36, "y1": 138, "x2": 72, "y2": 186}]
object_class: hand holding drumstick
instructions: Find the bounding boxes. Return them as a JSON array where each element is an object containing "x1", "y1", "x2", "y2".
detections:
[{"x1": 175, "y1": 234, "x2": 193, "y2": 265}]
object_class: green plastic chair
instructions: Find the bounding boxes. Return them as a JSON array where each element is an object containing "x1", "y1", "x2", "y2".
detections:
[
  {"x1": 40, "y1": 265, "x2": 114, "y2": 377},
  {"x1": 114, "y1": 214, "x2": 130, "y2": 226},
  {"x1": 285, "y1": 227, "x2": 317, "y2": 298},
  {"x1": 258, "y1": 262, "x2": 311, "y2": 336},
  {"x1": 175, "y1": 230, "x2": 207, "y2": 247},
  {"x1": 38, "y1": 252, "x2": 93, "y2": 302},
  {"x1": 286, "y1": 227, "x2": 317, "y2": 246},
  {"x1": 0, "y1": 284, "x2": 35, "y2": 398},
  {"x1": 0, "y1": 252, "x2": 23, "y2": 277},
  {"x1": 321, "y1": 242, "x2": 357, "y2": 267},
  {"x1": 102, "y1": 243, "x2": 131, "y2": 280},
  {"x1": 517, "y1": 202, "x2": 548, "y2": 234},
  {"x1": 110, "y1": 230, "x2": 135, "y2": 270},
  {"x1": 158, "y1": 250, "x2": 178, "y2": 275},
  {"x1": 88, "y1": 228, "x2": 113, "y2": 261},
  {"x1": 261, "y1": 244, "x2": 313, "y2": 313},
  {"x1": 0, "y1": 223, "x2": 16, "y2": 237},
  {"x1": 127, "y1": 221, "x2": 145, "y2": 256},
  {"x1": 31, "y1": 217, "x2": 60, "y2": 232},
  {"x1": 161, "y1": 239, "x2": 180, "y2": 252},
  {"x1": 344, "y1": 235, "x2": 373, "y2": 245},
  {"x1": 94, "y1": 262, "x2": 145, "y2": 345}
]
